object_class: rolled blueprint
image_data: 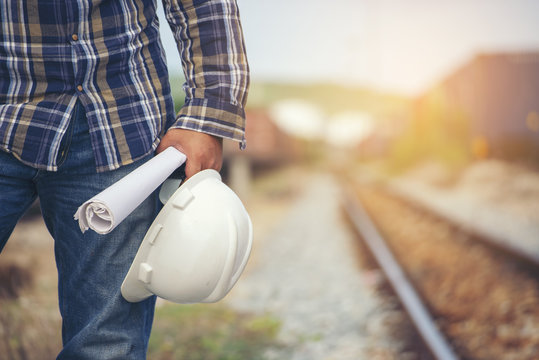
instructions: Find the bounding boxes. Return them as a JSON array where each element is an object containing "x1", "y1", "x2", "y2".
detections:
[{"x1": 74, "y1": 147, "x2": 187, "y2": 234}]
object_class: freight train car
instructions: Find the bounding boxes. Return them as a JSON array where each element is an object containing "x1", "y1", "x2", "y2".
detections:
[{"x1": 417, "y1": 52, "x2": 539, "y2": 161}]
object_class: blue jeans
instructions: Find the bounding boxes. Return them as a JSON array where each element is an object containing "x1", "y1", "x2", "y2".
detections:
[{"x1": 0, "y1": 102, "x2": 159, "y2": 359}]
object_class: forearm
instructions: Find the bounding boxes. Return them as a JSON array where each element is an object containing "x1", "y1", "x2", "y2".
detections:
[{"x1": 162, "y1": 0, "x2": 250, "y2": 146}]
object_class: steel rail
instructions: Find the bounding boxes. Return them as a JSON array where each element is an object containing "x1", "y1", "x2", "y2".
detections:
[{"x1": 341, "y1": 184, "x2": 459, "y2": 360}]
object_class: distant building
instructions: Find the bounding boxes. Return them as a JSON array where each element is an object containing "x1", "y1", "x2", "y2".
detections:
[
  {"x1": 222, "y1": 107, "x2": 302, "y2": 198},
  {"x1": 223, "y1": 108, "x2": 301, "y2": 172}
]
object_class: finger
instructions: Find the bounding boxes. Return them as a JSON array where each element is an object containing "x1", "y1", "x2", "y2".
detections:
[{"x1": 184, "y1": 160, "x2": 199, "y2": 180}]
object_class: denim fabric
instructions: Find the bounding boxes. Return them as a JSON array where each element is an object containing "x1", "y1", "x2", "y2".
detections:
[{"x1": 0, "y1": 102, "x2": 159, "y2": 359}]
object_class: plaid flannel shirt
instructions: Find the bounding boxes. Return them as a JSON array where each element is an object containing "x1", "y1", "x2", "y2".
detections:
[{"x1": 0, "y1": 0, "x2": 249, "y2": 172}]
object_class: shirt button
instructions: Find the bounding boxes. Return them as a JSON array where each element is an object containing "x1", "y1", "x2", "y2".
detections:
[
  {"x1": 72, "y1": 34, "x2": 79, "y2": 41},
  {"x1": 77, "y1": 85, "x2": 83, "y2": 92}
]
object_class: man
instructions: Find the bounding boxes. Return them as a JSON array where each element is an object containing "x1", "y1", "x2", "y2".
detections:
[{"x1": 0, "y1": 0, "x2": 249, "y2": 358}]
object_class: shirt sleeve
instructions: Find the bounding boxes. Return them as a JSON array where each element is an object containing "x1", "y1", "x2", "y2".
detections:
[{"x1": 162, "y1": 0, "x2": 250, "y2": 147}]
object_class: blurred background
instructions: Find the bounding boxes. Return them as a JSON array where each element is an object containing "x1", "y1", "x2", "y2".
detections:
[{"x1": 2, "y1": 0, "x2": 539, "y2": 359}]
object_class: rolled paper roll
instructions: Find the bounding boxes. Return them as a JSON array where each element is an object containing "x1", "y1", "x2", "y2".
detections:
[{"x1": 74, "y1": 147, "x2": 187, "y2": 234}]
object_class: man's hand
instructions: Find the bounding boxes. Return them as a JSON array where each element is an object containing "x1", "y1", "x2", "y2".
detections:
[{"x1": 156, "y1": 128, "x2": 223, "y2": 180}]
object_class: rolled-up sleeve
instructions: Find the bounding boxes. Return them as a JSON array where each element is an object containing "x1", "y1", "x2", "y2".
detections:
[{"x1": 162, "y1": 0, "x2": 250, "y2": 147}]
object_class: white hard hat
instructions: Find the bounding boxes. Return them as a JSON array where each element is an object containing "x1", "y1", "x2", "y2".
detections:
[{"x1": 121, "y1": 169, "x2": 253, "y2": 304}]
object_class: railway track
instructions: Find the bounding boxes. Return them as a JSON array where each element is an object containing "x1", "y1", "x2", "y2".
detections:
[
  {"x1": 342, "y1": 183, "x2": 459, "y2": 360},
  {"x1": 341, "y1": 181, "x2": 539, "y2": 360},
  {"x1": 387, "y1": 180, "x2": 539, "y2": 269}
]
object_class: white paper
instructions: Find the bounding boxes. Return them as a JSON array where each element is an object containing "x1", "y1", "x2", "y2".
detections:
[{"x1": 74, "y1": 147, "x2": 186, "y2": 234}]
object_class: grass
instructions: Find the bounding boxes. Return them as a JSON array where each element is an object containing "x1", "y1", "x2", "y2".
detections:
[
  {"x1": 148, "y1": 303, "x2": 283, "y2": 360},
  {"x1": 0, "y1": 298, "x2": 283, "y2": 360},
  {"x1": 0, "y1": 299, "x2": 61, "y2": 360}
]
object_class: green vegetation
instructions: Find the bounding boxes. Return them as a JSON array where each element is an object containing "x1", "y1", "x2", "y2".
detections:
[
  {"x1": 169, "y1": 74, "x2": 186, "y2": 114},
  {"x1": 1, "y1": 290, "x2": 283, "y2": 360},
  {"x1": 388, "y1": 87, "x2": 472, "y2": 173},
  {"x1": 0, "y1": 300, "x2": 61, "y2": 359},
  {"x1": 247, "y1": 81, "x2": 472, "y2": 173},
  {"x1": 148, "y1": 303, "x2": 283, "y2": 360},
  {"x1": 247, "y1": 81, "x2": 409, "y2": 117}
]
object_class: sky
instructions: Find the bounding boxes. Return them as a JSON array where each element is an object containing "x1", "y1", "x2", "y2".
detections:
[{"x1": 158, "y1": 0, "x2": 539, "y2": 96}]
